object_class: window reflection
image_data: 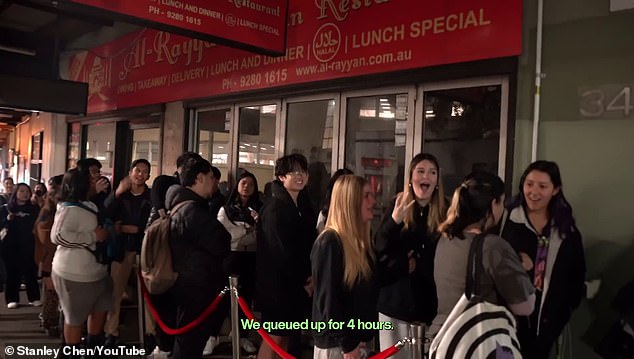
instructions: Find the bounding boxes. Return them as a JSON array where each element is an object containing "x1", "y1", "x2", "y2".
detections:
[
  {"x1": 198, "y1": 109, "x2": 231, "y2": 182},
  {"x1": 238, "y1": 105, "x2": 277, "y2": 191},
  {"x1": 132, "y1": 128, "x2": 160, "y2": 185},
  {"x1": 85, "y1": 122, "x2": 116, "y2": 178},
  {"x1": 285, "y1": 99, "x2": 335, "y2": 214},
  {"x1": 423, "y1": 85, "x2": 501, "y2": 192},
  {"x1": 345, "y1": 94, "x2": 408, "y2": 231}
]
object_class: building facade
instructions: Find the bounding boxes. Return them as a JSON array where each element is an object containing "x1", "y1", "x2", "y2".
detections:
[{"x1": 7, "y1": 1, "x2": 634, "y2": 357}]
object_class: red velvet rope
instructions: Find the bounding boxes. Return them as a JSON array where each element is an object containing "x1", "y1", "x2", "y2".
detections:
[
  {"x1": 237, "y1": 296, "x2": 295, "y2": 359},
  {"x1": 138, "y1": 270, "x2": 226, "y2": 335},
  {"x1": 370, "y1": 344, "x2": 401, "y2": 359},
  {"x1": 236, "y1": 296, "x2": 404, "y2": 359}
]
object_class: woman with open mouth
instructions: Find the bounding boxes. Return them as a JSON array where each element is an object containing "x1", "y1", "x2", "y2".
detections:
[{"x1": 373, "y1": 153, "x2": 447, "y2": 358}]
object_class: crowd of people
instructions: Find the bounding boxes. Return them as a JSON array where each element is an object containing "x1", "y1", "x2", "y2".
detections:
[{"x1": 0, "y1": 151, "x2": 587, "y2": 359}]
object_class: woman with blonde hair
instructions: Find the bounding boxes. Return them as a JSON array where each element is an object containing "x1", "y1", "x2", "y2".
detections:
[
  {"x1": 374, "y1": 153, "x2": 446, "y2": 356},
  {"x1": 311, "y1": 175, "x2": 378, "y2": 359}
]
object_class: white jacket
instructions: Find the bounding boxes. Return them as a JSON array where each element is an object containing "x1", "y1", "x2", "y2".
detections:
[
  {"x1": 51, "y1": 201, "x2": 108, "y2": 282},
  {"x1": 217, "y1": 206, "x2": 257, "y2": 252}
]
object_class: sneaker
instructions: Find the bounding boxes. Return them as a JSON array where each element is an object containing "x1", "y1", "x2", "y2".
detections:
[
  {"x1": 144, "y1": 334, "x2": 157, "y2": 353},
  {"x1": 240, "y1": 338, "x2": 258, "y2": 353},
  {"x1": 6, "y1": 302, "x2": 18, "y2": 309},
  {"x1": 202, "y1": 336, "x2": 218, "y2": 356},
  {"x1": 104, "y1": 335, "x2": 119, "y2": 348},
  {"x1": 29, "y1": 300, "x2": 42, "y2": 307},
  {"x1": 149, "y1": 346, "x2": 171, "y2": 359}
]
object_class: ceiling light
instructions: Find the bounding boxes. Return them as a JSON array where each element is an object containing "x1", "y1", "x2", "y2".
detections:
[{"x1": 0, "y1": 45, "x2": 36, "y2": 56}]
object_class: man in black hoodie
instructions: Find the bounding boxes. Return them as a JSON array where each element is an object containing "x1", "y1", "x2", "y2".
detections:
[{"x1": 165, "y1": 155, "x2": 231, "y2": 359}]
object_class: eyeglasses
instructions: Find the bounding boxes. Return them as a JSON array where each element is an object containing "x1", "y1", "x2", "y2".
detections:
[{"x1": 287, "y1": 171, "x2": 307, "y2": 177}]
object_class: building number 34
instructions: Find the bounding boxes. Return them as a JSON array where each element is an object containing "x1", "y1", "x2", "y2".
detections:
[{"x1": 579, "y1": 85, "x2": 633, "y2": 118}]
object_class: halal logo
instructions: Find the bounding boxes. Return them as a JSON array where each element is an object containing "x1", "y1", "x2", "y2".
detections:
[
  {"x1": 313, "y1": 23, "x2": 340, "y2": 63},
  {"x1": 225, "y1": 13, "x2": 237, "y2": 27}
]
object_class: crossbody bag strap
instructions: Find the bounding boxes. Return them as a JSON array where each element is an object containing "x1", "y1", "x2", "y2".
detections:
[
  {"x1": 499, "y1": 209, "x2": 509, "y2": 235},
  {"x1": 61, "y1": 201, "x2": 98, "y2": 216},
  {"x1": 168, "y1": 200, "x2": 194, "y2": 217},
  {"x1": 465, "y1": 233, "x2": 486, "y2": 298},
  {"x1": 59, "y1": 202, "x2": 100, "y2": 255}
]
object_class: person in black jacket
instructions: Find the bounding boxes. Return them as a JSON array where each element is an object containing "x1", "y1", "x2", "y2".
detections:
[
  {"x1": 312, "y1": 175, "x2": 379, "y2": 359},
  {"x1": 256, "y1": 153, "x2": 317, "y2": 359},
  {"x1": 502, "y1": 160, "x2": 586, "y2": 359},
  {"x1": 208, "y1": 166, "x2": 226, "y2": 217},
  {"x1": 164, "y1": 156, "x2": 231, "y2": 359},
  {"x1": 374, "y1": 153, "x2": 446, "y2": 356},
  {"x1": 0, "y1": 183, "x2": 40, "y2": 308},
  {"x1": 103, "y1": 159, "x2": 152, "y2": 346}
]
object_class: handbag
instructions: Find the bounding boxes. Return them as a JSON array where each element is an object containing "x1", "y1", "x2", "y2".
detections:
[{"x1": 429, "y1": 234, "x2": 522, "y2": 359}]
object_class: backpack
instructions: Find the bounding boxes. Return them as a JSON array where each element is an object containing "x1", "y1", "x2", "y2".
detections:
[{"x1": 140, "y1": 200, "x2": 192, "y2": 295}]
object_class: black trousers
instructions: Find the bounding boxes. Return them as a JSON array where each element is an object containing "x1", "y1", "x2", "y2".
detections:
[
  {"x1": 2, "y1": 245, "x2": 40, "y2": 304},
  {"x1": 147, "y1": 291, "x2": 176, "y2": 352},
  {"x1": 169, "y1": 282, "x2": 224, "y2": 359}
]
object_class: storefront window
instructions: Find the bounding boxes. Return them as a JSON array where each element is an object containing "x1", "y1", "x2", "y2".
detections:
[
  {"x1": 131, "y1": 128, "x2": 160, "y2": 185},
  {"x1": 85, "y1": 122, "x2": 116, "y2": 179},
  {"x1": 422, "y1": 85, "x2": 502, "y2": 192},
  {"x1": 67, "y1": 122, "x2": 81, "y2": 169},
  {"x1": 345, "y1": 93, "x2": 408, "y2": 229},
  {"x1": 285, "y1": 99, "x2": 335, "y2": 214},
  {"x1": 238, "y1": 104, "x2": 277, "y2": 193},
  {"x1": 197, "y1": 109, "x2": 231, "y2": 183}
]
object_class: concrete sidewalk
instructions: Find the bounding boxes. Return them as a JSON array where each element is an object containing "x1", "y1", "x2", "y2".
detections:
[{"x1": 0, "y1": 290, "x2": 61, "y2": 359}]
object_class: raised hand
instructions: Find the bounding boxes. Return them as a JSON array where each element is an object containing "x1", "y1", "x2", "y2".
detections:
[{"x1": 391, "y1": 192, "x2": 416, "y2": 224}]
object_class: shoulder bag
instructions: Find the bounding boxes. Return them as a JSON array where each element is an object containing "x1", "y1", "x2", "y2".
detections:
[{"x1": 429, "y1": 234, "x2": 522, "y2": 359}]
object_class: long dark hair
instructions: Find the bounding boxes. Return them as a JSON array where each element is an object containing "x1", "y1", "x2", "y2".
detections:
[
  {"x1": 439, "y1": 171, "x2": 505, "y2": 239},
  {"x1": 8, "y1": 183, "x2": 33, "y2": 211},
  {"x1": 223, "y1": 171, "x2": 262, "y2": 225},
  {"x1": 508, "y1": 160, "x2": 577, "y2": 238},
  {"x1": 60, "y1": 168, "x2": 91, "y2": 202}
]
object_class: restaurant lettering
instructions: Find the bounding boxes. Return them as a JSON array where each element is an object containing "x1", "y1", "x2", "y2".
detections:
[
  {"x1": 230, "y1": 0, "x2": 281, "y2": 16},
  {"x1": 315, "y1": 0, "x2": 390, "y2": 21},
  {"x1": 68, "y1": 0, "x2": 522, "y2": 113},
  {"x1": 120, "y1": 31, "x2": 215, "y2": 80}
]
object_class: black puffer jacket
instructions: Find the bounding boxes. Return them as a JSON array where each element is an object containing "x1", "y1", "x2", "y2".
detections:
[
  {"x1": 165, "y1": 185, "x2": 230, "y2": 288},
  {"x1": 374, "y1": 201, "x2": 438, "y2": 324}
]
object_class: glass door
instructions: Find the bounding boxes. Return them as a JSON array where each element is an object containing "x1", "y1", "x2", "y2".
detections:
[
  {"x1": 131, "y1": 127, "x2": 161, "y2": 185},
  {"x1": 196, "y1": 107, "x2": 232, "y2": 186},
  {"x1": 282, "y1": 94, "x2": 340, "y2": 215},
  {"x1": 235, "y1": 102, "x2": 280, "y2": 195},
  {"x1": 341, "y1": 87, "x2": 415, "y2": 231},
  {"x1": 416, "y1": 77, "x2": 509, "y2": 193}
]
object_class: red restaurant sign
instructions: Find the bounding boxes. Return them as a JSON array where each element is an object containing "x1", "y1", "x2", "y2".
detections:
[
  {"x1": 67, "y1": 0, "x2": 522, "y2": 114},
  {"x1": 63, "y1": 0, "x2": 288, "y2": 55}
]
